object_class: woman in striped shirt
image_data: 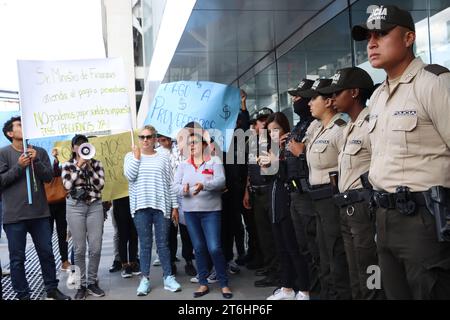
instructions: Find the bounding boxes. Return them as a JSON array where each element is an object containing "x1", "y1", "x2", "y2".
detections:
[{"x1": 124, "y1": 125, "x2": 181, "y2": 296}]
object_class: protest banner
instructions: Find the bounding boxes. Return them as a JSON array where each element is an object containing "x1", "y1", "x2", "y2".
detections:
[
  {"x1": 54, "y1": 132, "x2": 135, "y2": 202},
  {"x1": 143, "y1": 81, "x2": 240, "y2": 151},
  {"x1": 28, "y1": 135, "x2": 72, "y2": 163},
  {"x1": 17, "y1": 58, "x2": 133, "y2": 139}
]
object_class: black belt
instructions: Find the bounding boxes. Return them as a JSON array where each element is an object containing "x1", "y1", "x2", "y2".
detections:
[
  {"x1": 373, "y1": 190, "x2": 427, "y2": 209},
  {"x1": 308, "y1": 183, "x2": 334, "y2": 201},
  {"x1": 334, "y1": 189, "x2": 371, "y2": 208},
  {"x1": 250, "y1": 184, "x2": 271, "y2": 195},
  {"x1": 251, "y1": 184, "x2": 270, "y2": 190}
]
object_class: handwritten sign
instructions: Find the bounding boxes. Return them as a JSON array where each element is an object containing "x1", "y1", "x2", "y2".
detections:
[
  {"x1": 17, "y1": 58, "x2": 132, "y2": 139},
  {"x1": 28, "y1": 135, "x2": 72, "y2": 163},
  {"x1": 54, "y1": 132, "x2": 135, "y2": 202},
  {"x1": 143, "y1": 81, "x2": 240, "y2": 151}
]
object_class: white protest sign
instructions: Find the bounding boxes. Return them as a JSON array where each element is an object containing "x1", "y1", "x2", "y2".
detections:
[{"x1": 17, "y1": 58, "x2": 132, "y2": 139}]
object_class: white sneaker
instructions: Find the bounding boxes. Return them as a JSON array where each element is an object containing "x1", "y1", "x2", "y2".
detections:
[
  {"x1": 190, "y1": 275, "x2": 199, "y2": 283},
  {"x1": 163, "y1": 275, "x2": 182, "y2": 292},
  {"x1": 152, "y1": 258, "x2": 161, "y2": 266},
  {"x1": 267, "y1": 288, "x2": 295, "y2": 300},
  {"x1": 295, "y1": 291, "x2": 310, "y2": 300}
]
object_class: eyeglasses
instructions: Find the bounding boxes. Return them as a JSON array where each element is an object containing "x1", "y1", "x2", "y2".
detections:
[
  {"x1": 138, "y1": 134, "x2": 156, "y2": 140},
  {"x1": 189, "y1": 140, "x2": 202, "y2": 145}
]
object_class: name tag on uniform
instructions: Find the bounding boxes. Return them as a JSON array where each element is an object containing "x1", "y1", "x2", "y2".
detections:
[
  {"x1": 315, "y1": 140, "x2": 329, "y2": 145},
  {"x1": 393, "y1": 110, "x2": 417, "y2": 117},
  {"x1": 349, "y1": 140, "x2": 362, "y2": 145}
]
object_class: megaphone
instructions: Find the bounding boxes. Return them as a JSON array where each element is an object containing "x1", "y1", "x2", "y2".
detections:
[{"x1": 78, "y1": 143, "x2": 96, "y2": 160}]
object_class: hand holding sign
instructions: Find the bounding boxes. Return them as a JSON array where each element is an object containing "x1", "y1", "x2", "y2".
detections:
[
  {"x1": 18, "y1": 153, "x2": 31, "y2": 168},
  {"x1": 132, "y1": 145, "x2": 141, "y2": 160}
]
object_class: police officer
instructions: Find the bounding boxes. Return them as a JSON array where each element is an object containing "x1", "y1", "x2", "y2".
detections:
[
  {"x1": 318, "y1": 67, "x2": 383, "y2": 300},
  {"x1": 243, "y1": 108, "x2": 280, "y2": 287},
  {"x1": 302, "y1": 78, "x2": 352, "y2": 300},
  {"x1": 353, "y1": 5, "x2": 450, "y2": 299},
  {"x1": 285, "y1": 79, "x2": 322, "y2": 298}
]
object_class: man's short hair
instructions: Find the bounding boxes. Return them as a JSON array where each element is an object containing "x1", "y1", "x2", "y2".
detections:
[{"x1": 2, "y1": 116, "x2": 21, "y2": 142}]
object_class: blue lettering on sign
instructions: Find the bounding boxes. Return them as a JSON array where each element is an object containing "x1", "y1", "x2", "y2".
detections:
[{"x1": 144, "y1": 81, "x2": 240, "y2": 151}]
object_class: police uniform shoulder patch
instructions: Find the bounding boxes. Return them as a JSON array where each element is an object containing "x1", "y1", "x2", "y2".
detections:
[
  {"x1": 424, "y1": 64, "x2": 450, "y2": 76},
  {"x1": 334, "y1": 118, "x2": 347, "y2": 127}
]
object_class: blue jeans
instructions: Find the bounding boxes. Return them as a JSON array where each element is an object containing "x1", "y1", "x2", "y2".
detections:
[
  {"x1": 3, "y1": 217, "x2": 58, "y2": 299},
  {"x1": 133, "y1": 208, "x2": 172, "y2": 278},
  {"x1": 185, "y1": 211, "x2": 228, "y2": 288}
]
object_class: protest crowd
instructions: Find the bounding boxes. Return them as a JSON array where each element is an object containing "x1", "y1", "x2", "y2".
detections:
[{"x1": 0, "y1": 5, "x2": 450, "y2": 301}]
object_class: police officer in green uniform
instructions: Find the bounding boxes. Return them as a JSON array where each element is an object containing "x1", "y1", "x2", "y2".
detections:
[
  {"x1": 243, "y1": 108, "x2": 280, "y2": 287},
  {"x1": 353, "y1": 5, "x2": 450, "y2": 299}
]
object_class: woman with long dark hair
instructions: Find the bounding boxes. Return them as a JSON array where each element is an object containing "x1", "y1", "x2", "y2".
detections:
[{"x1": 259, "y1": 112, "x2": 311, "y2": 300}]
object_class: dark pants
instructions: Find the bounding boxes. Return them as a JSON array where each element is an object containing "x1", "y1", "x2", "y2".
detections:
[
  {"x1": 290, "y1": 192, "x2": 321, "y2": 298},
  {"x1": 376, "y1": 206, "x2": 450, "y2": 300},
  {"x1": 169, "y1": 223, "x2": 195, "y2": 263},
  {"x1": 49, "y1": 201, "x2": 68, "y2": 262},
  {"x1": 3, "y1": 217, "x2": 59, "y2": 299},
  {"x1": 221, "y1": 189, "x2": 246, "y2": 262},
  {"x1": 113, "y1": 197, "x2": 138, "y2": 264},
  {"x1": 252, "y1": 189, "x2": 279, "y2": 276},
  {"x1": 242, "y1": 207, "x2": 262, "y2": 263},
  {"x1": 185, "y1": 211, "x2": 229, "y2": 288},
  {"x1": 313, "y1": 197, "x2": 352, "y2": 300},
  {"x1": 340, "y1": 202, "x2": 384, "y2": 300},
  {"x1": 272, "y1": 215, "x2": 310, "y2": 291}
]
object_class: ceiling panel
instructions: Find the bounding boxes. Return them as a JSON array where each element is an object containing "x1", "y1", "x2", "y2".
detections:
[{"x1": 166, "y1": 0, "x2": 335, "y2": 84}]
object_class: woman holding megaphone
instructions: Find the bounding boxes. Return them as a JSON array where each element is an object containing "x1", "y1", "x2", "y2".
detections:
[{"x1": 62, "y1": 134, "x2": 106, "y2": 300}]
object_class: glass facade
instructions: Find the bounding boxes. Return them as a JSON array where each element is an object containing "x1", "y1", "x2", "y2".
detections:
[
  {"x1": 240, "y1": 0, "x2": 450, "y2": 126},
  {"x1": 144, "y1": 0, "x2": 449, "y2": 127}
]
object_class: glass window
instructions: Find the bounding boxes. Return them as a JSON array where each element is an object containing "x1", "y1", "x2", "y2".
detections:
[
  {"x1": 351, "y1": 0, "x2": 430, "y2": 83},
  {"x1": 241, "y1": 62, "x2": 278, "y2": 117},
  {"x1": 430, "y1": 0, "x2": 450, "y2": 67},
  {"x1": 277, "y1": 9, "x2": 352, "y2": 126}
]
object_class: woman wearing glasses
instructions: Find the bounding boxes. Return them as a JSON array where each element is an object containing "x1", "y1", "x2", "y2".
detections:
[
  {"x1": 124, "y1": 125, "x2": 181, "y2": 296},
  {"x1": 174, "y1": 130, "x2": 233, "y2": 299}
]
